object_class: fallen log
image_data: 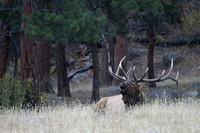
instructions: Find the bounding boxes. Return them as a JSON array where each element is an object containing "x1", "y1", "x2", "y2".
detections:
[
  {"x1": 68, "y1": 64, "x2": 93, "y2": 80},
  {"x1": 156, "y1": 38, "x2": 200, "y2": 46},
  {"x1": 128, "y1": 35, "x2": 200, "y2": 46}
]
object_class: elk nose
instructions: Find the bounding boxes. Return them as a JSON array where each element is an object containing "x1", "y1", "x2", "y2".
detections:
[{"x1": 120, "y1": 82, "x2": 125, "y2": 89}]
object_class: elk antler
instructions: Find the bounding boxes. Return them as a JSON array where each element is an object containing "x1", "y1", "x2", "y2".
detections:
[
  {"x1": 108, "y1": 56, "x2": 130, "y2": 81},
  {"x1": 133, "y1": 59, "x2": 179, "y2": 87}
]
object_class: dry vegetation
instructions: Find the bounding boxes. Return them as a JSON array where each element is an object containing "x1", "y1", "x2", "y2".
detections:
[{"x1": 0, "y1": 99, "x2": 200, "y2": 133}]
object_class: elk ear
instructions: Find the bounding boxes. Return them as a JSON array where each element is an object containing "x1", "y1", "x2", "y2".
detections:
[
  {"x1": 136, "y1": 88, "x2": 142, "y2": 94},
  {"x1": 135, "y1": 85, "x2": 143, "y2": 93}
]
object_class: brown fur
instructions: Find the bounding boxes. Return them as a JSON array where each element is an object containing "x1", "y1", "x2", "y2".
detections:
[{"x1": 94, "y1": 80, "x2": 146, "y2": 112}]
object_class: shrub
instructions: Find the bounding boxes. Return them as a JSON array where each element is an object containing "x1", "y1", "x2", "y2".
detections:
[
  {"x1": 0, "y1": 74, "x2": 24, "y2": 108},
  {"x1": 0, "y1": 75, "x2": 46, "y2": 109},
  {"x1": 22, "y1": 78, "x2": 45, "y2": 108}
]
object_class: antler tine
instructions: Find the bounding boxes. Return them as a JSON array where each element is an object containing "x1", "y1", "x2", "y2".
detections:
[
  {"x1": 157, "y1": 69, "x2": 166, "y2": 80},
  {"x1": 108, "y1": 56, "x2": 128, "y2": 81},
  {"x1": 132, "y1": 66, "x2": 138, "y2": 81},
  {"x1": 170, "y1": 70, "x2": 179, "y2": 88},
  {"x1": 161, "y1": 59, "x2": 174, "y2": 79},
  {"x1": 108, "y1": 66, "x2": 126, "y2": 81},
  {"x1": 126, "y1": 68, "x2": 132, "y2": 76},
  {"x1": 135, "y1": 59, "x2": 179, "y2": 87},
  {"x1": 176, "y1": 71, "x2": 179, "y2": 80},
  {"x1": 118, "y1": 56, "x2": 128, "y2": 79},
  {"x1": 137, "y1": 67, "x2": 149, "y2": 82}
]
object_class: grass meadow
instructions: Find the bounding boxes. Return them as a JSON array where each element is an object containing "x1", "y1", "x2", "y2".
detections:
[{"x1": 0, "y1": 99, "x2": 199, "y2": 133}]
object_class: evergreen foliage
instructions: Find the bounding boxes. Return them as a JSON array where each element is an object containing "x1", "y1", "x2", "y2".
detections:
[
  {"x1": 100, "y1": 0, "x2": 136, "y2": 34},
  {"x1": 25, "y1": 0, "x2": 107, "y2": 44},
  {"x1": 134, "y1": 0, "x2": 181, "y2": 24},
  {"x1": 0, "y1": 3, "x2": 21, "y2": 30},
  {"x1": 163, "y1": 3, "x2": 180, "y2": 24}
]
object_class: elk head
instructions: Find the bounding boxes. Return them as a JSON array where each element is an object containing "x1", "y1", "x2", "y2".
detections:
[{"x1": 108, "y1": 56, "x2": 179, "y2": 108}]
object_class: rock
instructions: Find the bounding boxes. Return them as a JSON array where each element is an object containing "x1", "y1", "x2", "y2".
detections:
[
  {"x1": 172, "y1": 90, "x2": 180, "y2": 98},
  {"x1": 161, "y1": 52, "x2": 184, "y2": 67},
  {"x1": 128, "y1": 49, "x2": 148, "y2": 58},
  {"x1": 183, "y1": 91, "x2": 199, "y2": 97},
  {"x1": 187, "y1": 82, "x2": 200, "y2": 89},
  {"x1": 107, "y1": 88, "x2": 120, "y2": 95},
  {"x1": 182, "y1": 98, "x2": 197, "y2": 104},
  {"x1": 149, "y1": 90, "x2": 173, "y2": 99}
]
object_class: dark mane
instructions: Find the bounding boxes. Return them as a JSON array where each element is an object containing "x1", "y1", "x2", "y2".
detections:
[{"x1": 121, "y1": 81, "x2": 146, "y2": 108}]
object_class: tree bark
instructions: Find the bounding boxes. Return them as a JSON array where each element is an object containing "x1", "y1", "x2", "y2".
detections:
[
  {"x1": 20, "y1": 0, "x2": 36, "y2": 82},
  {"x1": 56, "y1": 42, "x2": 71, "y2": 97},
  {"x1": 147, "y1": 12, "x2": 156, "y2": 88},
  {"x1": 99, "y1": 9, "x2": 115, "y2": 87},
  {"x1": 114, "y1": 34, "x2": 127, "y2": 85},
  {"x1": 0, "y1": 0, "x2": 14, "y2": 79},
  {"x1": 100, "y1": 39, "x2": 113, "y2": 87},
  {"x1": 20, "y1": 0, "x2": 42, "y2": 107},
  {"x1": 34, "y1": 0, "x2": 52, "y2": 93},
  {"x1": 21, "y1": 0, "x2": 51, "y2": 84},
  {"x1": 91, "y1": 43, "x2": 100, "y2": 102},
  {"x1": 35, "y1": 40, "x2": 51, "y2": 92},
  {"x1": 0, "y1": 25, "x2": 9, "y2": 79},
  {"x1": 109, "y1": 37, "x2": 115, "y2": 85},
  {"x1": 14, "y1": 48, "x2": 19, "y2": 78}
]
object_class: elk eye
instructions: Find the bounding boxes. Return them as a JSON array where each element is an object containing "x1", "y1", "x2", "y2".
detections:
[{"x1": 130, "y1": 84, "x2": 135, "y2": 87}]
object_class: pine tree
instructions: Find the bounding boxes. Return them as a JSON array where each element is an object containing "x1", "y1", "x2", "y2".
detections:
[
  {"x1": 100, "y1": 0, "x2": 136, "y2": 85},
  {"x1": 25, "y1": 0, "x2": 107, "y2": 100},
  {"x1": 0, "y1": 0, "x2": 15, "y2": 78},
  {"x1": 135, "y1": 0, "x2": 164, "y2": 88}
]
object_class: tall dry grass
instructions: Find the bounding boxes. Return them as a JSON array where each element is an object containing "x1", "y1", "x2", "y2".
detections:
[{"x1": 0, "y1": 99, "x2": 200, "y2": 133}]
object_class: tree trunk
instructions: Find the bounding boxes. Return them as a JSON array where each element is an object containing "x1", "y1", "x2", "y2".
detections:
[
  {"x1": 100, "y1": 10, "x2": 115, "y2": 87},
  {"x1": 35, "y1": 40, "x2": 51, "y2": 92},
  {"x1": 14, "y1": 49, "x2": 18, "y2": 78},
  {"x1": 109, "y1": 37, "x2": 115, "y2": 85},
  {"x1": 114, "y1": 34, "x2": 127, "y2": 85},
  {"x1": 34, "y1": 0, "x2": 53, "y2": 92},
  {"x1": 91, "y1": 43, "x2": 100, "y2": 102},
  {"x1": 56, "y1": 42, "x2": 71, "y2": 97},
  {"x1": 100, "y1": 38, "x2": 114, "y2": 87},
  {"x1": 147, "y1": 12, "x2": 156, "y2": 88},
  {"x1": 0, "y1": 0, "x2": 14, "y2": 79},
  {"x1": 20, "y1": 0, "x2": 36, "y2": 82},
  {"x1": 0, "y1": 25, "x2": 9, "y2": 79},
  {"x1": 20, "y1": 0, "x2": 41, "y2": 107}
]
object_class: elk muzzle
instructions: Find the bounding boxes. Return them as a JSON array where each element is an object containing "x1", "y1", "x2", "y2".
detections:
[{"x1": 120, "y1": 82, "x2": 126, "y2": 94}]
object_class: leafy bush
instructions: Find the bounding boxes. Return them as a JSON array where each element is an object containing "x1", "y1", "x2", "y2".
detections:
[
  {"x1": 0, "y1": 75, "x2": 46, "y2": 109},
  {"x1": 0, "y1": 74, "x2": 24, "y2": 108},
  {"x1": 22, "y1": 78, "x2": 45, "y2": 108}
]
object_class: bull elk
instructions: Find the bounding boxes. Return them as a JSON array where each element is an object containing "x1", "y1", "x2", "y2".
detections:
[{"x1": 94, "y1": 56, "x2": 179, "y2": 112}]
